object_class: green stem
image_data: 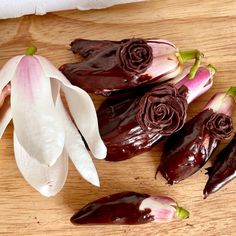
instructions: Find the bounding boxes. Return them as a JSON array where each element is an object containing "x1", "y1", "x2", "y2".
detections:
[
  {"x1": 25, "y1": 45, "x2": 37, "y2": 56},
  {"x1": 176, "y1": 49, "x2": 204, "y2": 79},
  {"x1": 175, "y1": 205, "x2": 190, "y2": 219},
  {"x1": 226, "y1": 86, "x2": 236, "y2": 98},
  {"x1": 207, "y1": 64, "x2": 216, "y2": 76}
]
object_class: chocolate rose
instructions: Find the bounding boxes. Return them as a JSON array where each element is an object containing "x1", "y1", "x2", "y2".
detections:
[
  {"x1": 119, "y1": 39, "x2": 153, "y2": 74},
  {"x1": 206, "y1": 112, "x2": 233, "y2": 140},
  {"x1": 136, "y1": 83, "x2": 188, "y2": 136}
]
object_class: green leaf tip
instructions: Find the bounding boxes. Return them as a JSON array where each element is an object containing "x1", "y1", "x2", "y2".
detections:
[
  {"x1": 176, "y1": 49, "x2": 204, "y2": 79},
  {"x1": 176, "y1": 206, "x2": 190, "y2": 220},
  {"x1": 25, "y1": 45, "x2": 37, "y2": 56},
  {"x1": 226, "y1": 86, "x2": 236, "y2": 98}
]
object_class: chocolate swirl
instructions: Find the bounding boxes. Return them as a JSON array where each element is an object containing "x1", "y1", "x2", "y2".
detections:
[
  {"x1": 136, "y1": 83, "x2": 188, "y2": 136},
  {"x1": 206, "y1": 112, "x2": 233, "y2": 140},
  {"x1": 119, "y1": 39, "x2": 153, "y2": 74}
]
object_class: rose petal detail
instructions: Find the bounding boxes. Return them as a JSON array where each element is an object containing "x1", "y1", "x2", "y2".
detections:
[
  {"x1": 119, "y1": 39, "x2": 153, "y2": 74},
  {"x1": 14, "y1": 133, "x2": 68, "y2": 197},
  {"x1": 206, "y1": 112, "x2": 233, "y2": 140},
  {"x1": 11, "y1": 56, "x2": 65, "y2": 166},
  {"x1": 136, "y1": 83, "x2": 188, "y2": 135}
]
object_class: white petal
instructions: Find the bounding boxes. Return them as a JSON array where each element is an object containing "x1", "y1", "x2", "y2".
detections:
[
  {"x1": 36, "y1": 55, "x2": 107, "y2": 159},
  {"x1": 11, "y1": 56, "x2": 65, "y2": 166},
  {"x1": 14, "y1": 132, "x2": 68, "y2": 197},
  {"x1": 56, "y1": 97, "x2": 100, "y2": 187},
  {"x1": 76, "y1": 0, "x2": 143, "y2": 10},
  {"x1": 0, "y1": 56, "x2": 23, "y2": 93},
  {"x1": 0, "y1": 101, "x2": 12, "y2": 139}
]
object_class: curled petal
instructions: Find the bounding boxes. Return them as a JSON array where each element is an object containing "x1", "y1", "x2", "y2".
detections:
[
  {"x1": 56, "y1": 97, "x2": 100, "y2": 187},
  {"x1": 0, "y1": 56, "x2": 23, "y2": 93},
  {"x1": 11, "y1": 56, "x2": 65, "y2": 166},
  {"x1": 14, "y1": 133, "x2": 68, "y2": 197},
  {"x1": 36, "y1": 55, "x2": 107, "y2": 159},
  {"x1": 0, "y1": 98, "x2": 12, "y2": 139}
]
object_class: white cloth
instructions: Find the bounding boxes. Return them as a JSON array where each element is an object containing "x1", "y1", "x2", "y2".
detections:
[{"x1": 0, "y1": 0, "x2": 143, "y2": 19}]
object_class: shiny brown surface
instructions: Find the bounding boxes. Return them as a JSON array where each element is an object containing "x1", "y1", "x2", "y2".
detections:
[
  {"x1": 159, "y1": 109, "x2": 232, "y2": 184},
  {"x1": 204, "y1": 134, "x2": 236, "y2": 198},
  {"x1": 98, "y1": 83, "x2": 188, "y2": 161},
  {"x1": 71, "y1": 191, "x2": 152, "y2": 225},
  {"x1": 1, "y1": 1, "x2": 236, "y2": 235}
]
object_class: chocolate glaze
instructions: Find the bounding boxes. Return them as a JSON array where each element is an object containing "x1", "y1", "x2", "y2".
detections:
[
  {"x1": 71, "y1": 192, "x2": 152, "y2": 225},
  {"x1": 203, "y1": 134, "x2": 236, "y2": 198},
  {"x1": 60, "y1": 39, "x2": 163, "y2": 97},
  {"x1": 97, "y1": 84, "x2": 188, "y2": 161},
  {"x1": 159, "y1": 109, "x2": 221, "y2": 184}
]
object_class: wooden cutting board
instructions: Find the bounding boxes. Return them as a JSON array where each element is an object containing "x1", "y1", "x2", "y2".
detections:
[{"x1": 1, "y1": 1, "x2": 236, "y2": 235}]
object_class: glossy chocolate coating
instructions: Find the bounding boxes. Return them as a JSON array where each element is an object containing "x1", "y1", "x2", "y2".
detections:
[
  {"x1": 159, "y1": 109, "x2": 220, "y2": 184},
  {"x1": 203, "y1": 134, "x2": 236, "y2": 198},
  {"x1": 71, "y1": 192, "x2": 152, "y2": 225},
  {"x1": 98, "y1": 93, "x2": 162, "y2": 161},
  {"x1": 60, "y1": 39, "x2": 157, "y2": 97},
  {"x1": 98, "y1": 84, "x2": 188, "y2": 161}
]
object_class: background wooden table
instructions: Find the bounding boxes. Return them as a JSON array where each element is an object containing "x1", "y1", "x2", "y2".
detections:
[{"x1": 1, "y1": 1, "x2": 236, "y2": 235}]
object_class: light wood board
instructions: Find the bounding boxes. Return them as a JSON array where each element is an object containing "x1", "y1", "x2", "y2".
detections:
[{"x1": 0, "y1": 1, "x2": 236, "y2": 235}]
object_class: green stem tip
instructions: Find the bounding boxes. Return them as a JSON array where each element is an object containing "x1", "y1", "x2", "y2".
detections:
[
  {"x1": 25, "y1": 45, "x2": 37, "y2": 56},
  {"x1": 226, "y1": 86, "x2": 236, "y2": 98},
  {"x1": 176, "y1": 205, "x2": 190, "y2": 220},
  {"x1": 207, "y1": 64, "x2": 217, "y2": 76},
  {"x1": 176, "y1": 49, "x2": 204, "y2": 79}
]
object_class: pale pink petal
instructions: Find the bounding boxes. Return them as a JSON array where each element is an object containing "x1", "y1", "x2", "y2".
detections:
[
  {"x1": 11, "y1": 56, "x2": 65, "y2": 166},
  {"x1": 36, "y1": 55, "x2": 107, "y2": 159},
  {"x1": 145, "y1": 40, "x2": 180, "y2": 80},
  {"x1": 0, "y1": 56, "x2": 23, "y2": 93},
  {"x1": 56, "y1": 97, "x2": 100, "y2": 187},
  {"x1": 14, "y1": 132, "x2": 68, "y2": 197},
  {"x1": 139, "y1": 196, "x2": 176, "y2": 221}
]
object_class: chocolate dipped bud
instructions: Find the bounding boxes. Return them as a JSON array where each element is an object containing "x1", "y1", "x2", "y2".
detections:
[
  {"x1": 137, "y1": 84, "x2": 188, "y2": 135},
  {"x1": 206, "y1": 113, "x2": 233, "y2": 140},
  {"x1": 119, "y1": 39, "x2": 153, "y2": 74}
]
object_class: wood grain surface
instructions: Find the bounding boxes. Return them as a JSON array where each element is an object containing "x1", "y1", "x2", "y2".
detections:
[{"x1": 1, "y1": 1, "x2": 236, "y2": 235}]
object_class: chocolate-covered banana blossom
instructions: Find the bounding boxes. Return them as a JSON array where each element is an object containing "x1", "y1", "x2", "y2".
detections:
[
  {"x1": 159, "y1": 87, "x2": 236, "y2": 184},
  {"x1": 98, "y1": 65, "x2": 215, "y2": 161},
  {"x1": 71, "y1": 191, "x2": 189, "y2": 225},
  {"x1": 203, "y1": 133, "x2": 236, "y2": 198},
  {"x1": 60, "y1": 38, "x2": 203, "y2": 97}
]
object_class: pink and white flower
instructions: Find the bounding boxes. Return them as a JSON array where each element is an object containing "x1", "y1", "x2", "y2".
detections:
[{"x1": 0, "y1": 46, "x2": 107, "y2": 197}]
